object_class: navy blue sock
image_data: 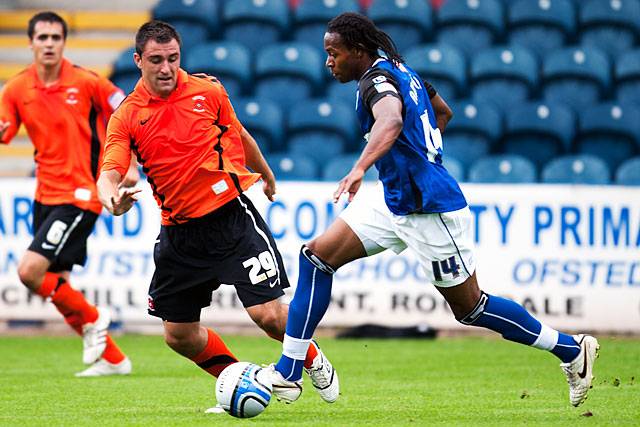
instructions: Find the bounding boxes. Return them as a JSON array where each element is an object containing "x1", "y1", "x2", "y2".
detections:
[
  {"x1": 463, "y1": 293, "x2": 581, "y2": 363},
  {"x1": 275, "y1": 247, "x2": 333, "y2": 381}
]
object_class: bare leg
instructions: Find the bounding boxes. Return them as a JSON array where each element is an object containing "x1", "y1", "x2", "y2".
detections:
[{"x1": 164, "y1": 321, "x2": 238, "y2": 377}]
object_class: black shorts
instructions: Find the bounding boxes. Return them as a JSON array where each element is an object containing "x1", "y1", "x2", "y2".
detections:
[
  {"x1": 148, "y1": 194, "x2": 290, "y2": 323},
  {"x1": 28, "y1": 202, "x2": 99, "y2": 273}
]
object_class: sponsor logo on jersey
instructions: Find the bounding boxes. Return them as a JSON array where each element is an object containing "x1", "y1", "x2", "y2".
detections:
[
  {"x1": 192, "y1": 95, "x2": 206, "y2": 113},
  {"x1": 65, "y1": 87, "x2": 79, "y2": 105}
]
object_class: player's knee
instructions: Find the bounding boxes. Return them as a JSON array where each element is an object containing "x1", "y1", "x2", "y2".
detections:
[
  {"x1": 300, "y1": 245, "x2": 336, "y2": 274},
  {"x1": 305, "y1": 240, "x2": 321, "y2": 255},
  {"x1": 17, "y1": 261, "x2": 40, "y2": 290},
  {"x1": 456, "y1": 292, "x2": 489, "y2": 325},
  {"x1": 164, "y1": 329, "x2": 196, "y2": 355}
]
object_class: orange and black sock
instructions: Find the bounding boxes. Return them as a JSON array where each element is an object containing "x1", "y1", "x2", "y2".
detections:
[
  {"x1": 101, "y1": 336, "x2": 126, "y2": 364},
  {"x1": 304, "y1": 340, "x2": 319, "y2": 369},
  {"x1": 40, "y1": 272, "x2": 98, "y2": 324},
  {"x1": 55, "y1": 304, "x2": 126, "y2": 364},
  {"x1": 266, "y1": 331, "x2": 318, "y2": 369},
  {"x1": 35, "y1": 272, "x2": 58, "y2": 299},
  {"x1": 191, "y1": 328, "x2": 238, "y2": 377},
  {"x1": 44, "y1": 273, "x2": 126, "y2": 364}
]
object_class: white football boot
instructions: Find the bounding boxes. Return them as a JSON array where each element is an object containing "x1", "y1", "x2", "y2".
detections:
[
  {"x1": 204, "y1": 404, "x2": 225, "y2": 414},
  {"x1": 304, "y1": 345, "x2": 340, "y2": 403},
  {"x1": 82, "y1": 307, "x2": 111, "y2": 364},
  {"x1": 75, "y1": 357, "x2": 132, "y2": 377},
  {"x1": 560, "y1": 334, "x2": 600, "y2": 407},
  {"x1": 261, "y1": 364, "x2": 303, "y2": 403}
]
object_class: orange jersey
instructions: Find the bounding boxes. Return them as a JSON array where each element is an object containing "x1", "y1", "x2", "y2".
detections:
[
  {"x1": 102, "y1": 69, "x2": 260, "y2": 226},
  {"x1": 0, "y1": 58, "x2": 124, "y2": 214}
]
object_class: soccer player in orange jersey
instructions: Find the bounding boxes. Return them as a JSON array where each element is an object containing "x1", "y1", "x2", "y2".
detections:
[
  {"x1": 97, "y1": 21, "x2": 339, "y2": 412},
  {"x1": 0, "y1": 12, "x2": 137, "y2": 377}
]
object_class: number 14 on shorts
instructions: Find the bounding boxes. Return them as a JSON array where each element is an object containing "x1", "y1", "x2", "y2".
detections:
[
  {"x1": 243, "y1": 251, "x2": 277, "y2": 285},
  {"x1": 432, "y1": 256, "x2": 460, "y2": 281}
]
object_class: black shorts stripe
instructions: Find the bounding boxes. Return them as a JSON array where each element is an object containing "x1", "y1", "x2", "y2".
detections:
[
  {"x1": 237, "y1": 196, "x2": 282, "y2": 288},
  {"x1": 54, "y1": 212, "x2": 83, "y2": 257},
  {"x1": 29, "y1": 203, "x2": 98, "y2": 272}
]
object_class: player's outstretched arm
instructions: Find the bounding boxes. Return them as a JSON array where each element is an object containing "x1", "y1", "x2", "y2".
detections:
[
  {"x1": 1, "y1": 85, "x2": 21, "y2": 144},
  {"x1": 121, "y1": 155, "x2": 140, "y2": 188},
  {"x1": 98, "y1": 169, "x2": 141, "y2": 216},
  {"x1": 334, "y1": 95, "x2": 403, "y2": 203},
  {"x1": 430, "y1": 93, "x2": 453, "y2": 134},
  {"x1": 0, "y1": 121, "x2": 10, "y2": 141},
  {"x1": 240, "y1": 127, "x2": 276, "y2": 202}
]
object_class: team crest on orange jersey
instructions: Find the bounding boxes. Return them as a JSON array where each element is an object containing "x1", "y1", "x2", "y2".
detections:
[
  {"x1": 192, "y1": 95, "x2": 206, "y2": 113},
  {"x1": 65, "y1": 87, "x2": 79, "y2": 105}
]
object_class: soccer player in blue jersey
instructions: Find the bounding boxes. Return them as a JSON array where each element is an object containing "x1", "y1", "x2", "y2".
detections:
[{"x1": 264, "y1": 12, "x2": 599, "y2": 407}]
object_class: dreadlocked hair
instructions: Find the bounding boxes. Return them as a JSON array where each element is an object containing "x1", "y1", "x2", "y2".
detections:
[{"x1": 327, "y1": 12, "x2": 403, "y2": 65}]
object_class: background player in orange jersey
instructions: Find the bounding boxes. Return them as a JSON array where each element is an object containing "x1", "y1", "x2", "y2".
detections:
[
  {"x1": 96, "y1": 21, "x2": 339, "y2": 412},
  {"x1": 0, "y1": 11, "x2": 138, "y2": 377}
]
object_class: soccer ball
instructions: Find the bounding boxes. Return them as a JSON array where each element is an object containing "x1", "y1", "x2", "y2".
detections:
[{"x1": 215, "y1": 362, "x2": 272, "y2": 418}]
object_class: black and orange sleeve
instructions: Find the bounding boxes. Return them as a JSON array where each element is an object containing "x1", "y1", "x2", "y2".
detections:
[{"x1": 210, "y1": 82, "x2": 244, "y2": 134}]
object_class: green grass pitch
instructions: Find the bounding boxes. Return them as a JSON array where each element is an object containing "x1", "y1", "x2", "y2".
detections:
[{"x1": 0, "y1": 334, "x2": 638, "y2": 426}]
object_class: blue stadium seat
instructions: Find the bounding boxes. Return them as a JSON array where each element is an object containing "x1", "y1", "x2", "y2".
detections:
[
  {"x1": 576, "y1": 103, "x2": 640, "y2": 171},
  {"x1": 112, "y1": 74, "x2": 139, "y2": 94},
  {"x1": 470, "y1": 46, "x2": 538, "y2": 110},
  {"x1": 167, "y1": 23, "x2": 209, "y2": 54},
  {"x1": 293, "y1": 0, "x2": 360, "y2": 49},
  {"x1": 436, "y1": 0, "x2": 504, "y2": 56},
  {"x1": 287, "y1": 98, "x2": 358, "y2": 153},
  {"x1": 153, "y1": 0, "x2": 218, "y2": 51},
  {"x1": 615, "y1": 49, "x2": 640, "y2": 106},
  {"x1": 468, "y1": 154, "x2": 537, "y2": 183},
  {"x1": 615, "y1": 157, "x2": 640, "y2": 185},
  {"x1": 404, "y1": 44, "x2": 467, "y2": 101},
  {"x1": 502, "y1": 102, "x2": 575, "y2": 168},
  {"x1": 508, "y1": 0, "x2": 576, "y2": 59},
  {"x1": 234, "y1": 98, "x2": 284, "y2": 153},
  {"x1": 184, "y1": 42, "x2": 251, "y2": 98},
  {"x1": 367, "y1": 0, "x2": 433, "y2": 54},
  {"x1": 254, "y1": 43, "x2": 324, "y2": 108},
  {"x1": 327, "y1": 80, "x2": 358, "y2": 105},
  {"x1": 541, "y1": 47, "x2": 610, "y2": 110},
  {"x1": 579, "y1": 0, "x2": 640, "y2": 58},
  {"x1": 110, "y1": 47, "x2": 139, "y2": 93},
  {"x1": 541, "y1": 154, "x2": 611, "y2": 184},
  {"x1": 442, "y1": 155, "x2": 465, "y2": 182},
  {"x1": 322, "y1": 154, "x2": 378, "y2": 182},
  {"x1": 444, "y1": 101, "x2": 502, "y2": 168},
  {"x1": 111, "y1": 47, "x2": 137, "y2": 76},
  {"x1": 268, "y1": 153, "x2": 319, "y2": 180},
  {"x1": 288, "y1": 137, "x2": 344, "y2": 166},
  {"x1": 222, "y1": 0, "x2": 289, "y2": 53}
]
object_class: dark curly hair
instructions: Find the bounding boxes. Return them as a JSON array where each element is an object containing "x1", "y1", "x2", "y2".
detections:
[{"x1": 327, "y1": 12, "x2": 403, "y2": 65}]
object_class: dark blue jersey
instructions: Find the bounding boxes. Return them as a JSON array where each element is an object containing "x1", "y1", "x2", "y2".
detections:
[{"x1": 356, "y1": 58, "x2": 467, "y2": 215}]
